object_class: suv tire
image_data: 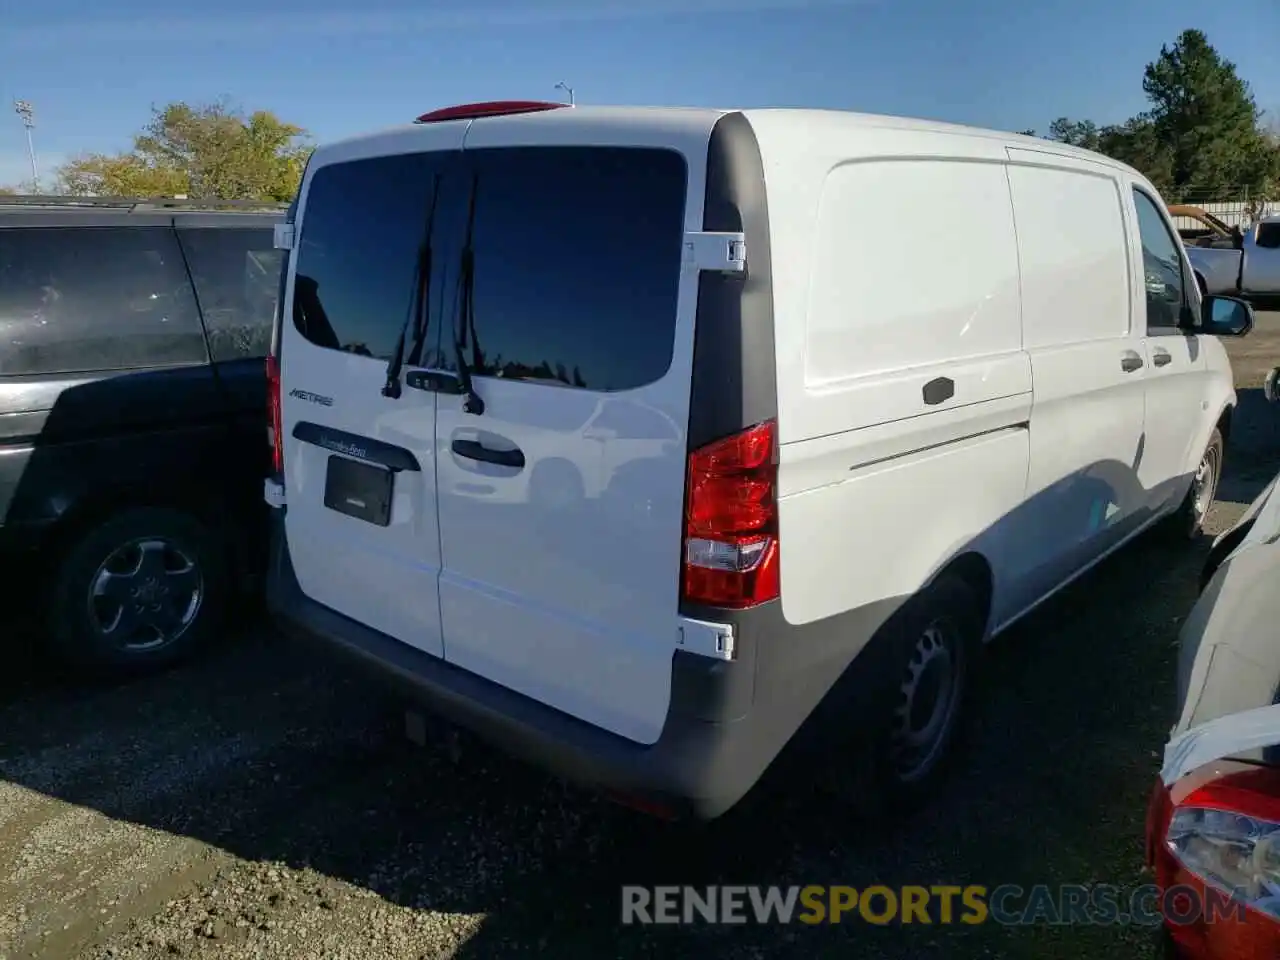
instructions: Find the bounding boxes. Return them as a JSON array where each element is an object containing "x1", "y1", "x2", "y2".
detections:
[{"x1": 48, "y1": 507, "x2": 228, "y2": 673}]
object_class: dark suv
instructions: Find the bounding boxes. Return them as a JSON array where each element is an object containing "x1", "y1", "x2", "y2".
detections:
[{"x1": 0, "y1": 195, "x2": 284, "y2": 671}]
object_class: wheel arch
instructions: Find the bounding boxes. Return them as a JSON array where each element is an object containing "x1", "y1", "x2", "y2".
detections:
[
  {"x1": 928, "y1": 550, "x2": 995, "y2": 641},
  {"x1": 35, "y1": 482, "x2": 248, "y2": 595},
  {"x1": 1215, "y1": 403, "x2": 1233, "y2": 451}
]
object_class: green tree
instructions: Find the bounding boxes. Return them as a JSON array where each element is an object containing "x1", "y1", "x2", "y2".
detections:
[
  {"x1": 58, "y1": 100, "x2": 312, "y2": 201},
  {"x1": 1047, "y1": 117, "x2": 1101, "y2": 150},
  {"x1": 1143, "y1": 29, "x2": 1277, "y2": 195},
  {"x1": 1098, "y1": 117, "x2": 1176, "y2": 193},
  {"x1": 1030, "y1": 30, "x2": 1277, "y2": 199}
]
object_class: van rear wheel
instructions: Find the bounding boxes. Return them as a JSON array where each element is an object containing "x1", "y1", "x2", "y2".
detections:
[{"x1": 826, "y1": 573, "x2": 984, "y2": 819}]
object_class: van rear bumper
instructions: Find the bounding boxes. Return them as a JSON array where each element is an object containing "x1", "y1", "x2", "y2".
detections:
[{"x1": 264, "y1": 509, "x2": 855, "y2": 820}]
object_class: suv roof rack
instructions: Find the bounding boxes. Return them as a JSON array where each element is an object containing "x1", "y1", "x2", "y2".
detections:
[{"x1": 0, "y1": 194, "x2": 288, "y2": 212}]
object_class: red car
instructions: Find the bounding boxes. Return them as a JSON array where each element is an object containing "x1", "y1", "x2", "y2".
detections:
[{"x1": 1147, "y1": 704, "x2": 1280, "y2": 958}]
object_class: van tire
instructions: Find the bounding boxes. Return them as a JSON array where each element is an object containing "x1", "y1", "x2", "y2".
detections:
[
  {"x1": 826, "y1": 573, "x2": 984, "y2": 819},
  {"x1": 1164, "y1": 428, "x2": 1223, "y2": 541},
  {"x1": 47, "y1": 507, "x2": 228, "y2": 674}
]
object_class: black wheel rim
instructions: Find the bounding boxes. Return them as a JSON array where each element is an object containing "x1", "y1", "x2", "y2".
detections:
[
  {"x1": 889, "y1": 615, "x2": 965, "y2": 783},
  {"x1": 88, "y1": 538, "x2": 204, "y2": 651}
]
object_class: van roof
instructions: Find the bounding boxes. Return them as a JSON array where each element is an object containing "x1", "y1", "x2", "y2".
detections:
[{"x1": 312, "y1": 104, "x2": 1144, "y2": 182}]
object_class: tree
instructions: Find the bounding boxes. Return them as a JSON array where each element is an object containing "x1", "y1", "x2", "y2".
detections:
[
  {"x1": 57, "y1": 100, "x2": 312, "y2": 201},
  {"x1": 1143, "y1": 29, "x2": 1277, "y2": 196},
  {"x1": 57, "y1": 154, "x2": 189, "y2": 198},
  {"x1": 1047, "y1": 117, "x2": 1101, "y2": 150},
  {"x1": 1029, "y1": 30, "x2": 1278, "y2": 200},
  {"x1": 1098, "y1": 117, "x2": 1176, "y2": 193}
]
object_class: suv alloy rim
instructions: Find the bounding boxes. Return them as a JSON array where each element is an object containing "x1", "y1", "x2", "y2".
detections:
[{"x1": 88, "y1": 538, "x2": 204, "y2": 651}]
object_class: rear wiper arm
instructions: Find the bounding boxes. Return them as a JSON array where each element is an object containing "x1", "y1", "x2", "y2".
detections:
[
  {"x1": 452, "y1": 174, "x2": 485, "y2": 416},
  {"x1": 382, "y1": 174, "x2": 441, "y2": 398}
]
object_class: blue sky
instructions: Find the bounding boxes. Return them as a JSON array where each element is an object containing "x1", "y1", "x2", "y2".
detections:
[{"x1": 1, "y1": 0, "x2": 1277, "y2": 189}]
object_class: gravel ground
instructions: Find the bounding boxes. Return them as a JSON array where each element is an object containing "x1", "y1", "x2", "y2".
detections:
[{"x1": 2, "y1": 314, "x2": 1279, "y2": 960}]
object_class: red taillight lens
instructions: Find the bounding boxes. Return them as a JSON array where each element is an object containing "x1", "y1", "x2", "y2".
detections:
[
  {"x1": 681, "y1": 420, "x2": 779, "y2": 608},
  {"x1": 1148, "y1": 763, "x2": 1280, "y2": 960},
  {"x1": 266, "y1": 355, "x2": 283, "y2": 477},
  {"x1": 414, "y1": 100, "x2": 568, "y2": 123}
]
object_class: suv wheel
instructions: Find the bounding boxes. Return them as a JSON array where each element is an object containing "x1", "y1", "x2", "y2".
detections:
[{"x1": 48, "y1": 507, "x2": 227, "y2": 672}]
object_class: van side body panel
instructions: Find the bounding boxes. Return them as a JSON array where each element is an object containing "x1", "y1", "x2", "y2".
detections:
[
  {"x1": 741, "y1": 111, "x2": 1032, "y2": 633},
  {"x1": 997, "y1": 151, "x2": 1150, "y2": 622}
]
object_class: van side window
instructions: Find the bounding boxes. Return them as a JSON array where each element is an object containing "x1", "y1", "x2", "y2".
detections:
[
  {"x1": 0, "y1": 226, "x2": 206, "y2": 376},
  {"x1": 179, "y1": 227, "x2": 283, "y2": 361},
  {"x1": 1256, "y1": 222, "x2": 1280, "y2": 249},
  {"x1": 458, "y1": 146, "x2": 687, "y2": 392},
  {"x1": 1131, "y1": 189, "x2": 1187, "y2": 332},
  {"x1": 292, "y1": 152, "x2": 443, "y2": 361}
]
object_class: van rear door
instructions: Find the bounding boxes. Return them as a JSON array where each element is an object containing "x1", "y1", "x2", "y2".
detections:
[
  {"x1": 431, "y1": 141, "x2": 700, "y2": 745},
  {"x1": 278, "y1": 130, "x2": 463, "y2": 657}
]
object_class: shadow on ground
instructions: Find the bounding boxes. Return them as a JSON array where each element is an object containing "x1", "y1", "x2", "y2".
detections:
[{"x1": 2, "y1": 393, "x2": 1278, "y2": 960}]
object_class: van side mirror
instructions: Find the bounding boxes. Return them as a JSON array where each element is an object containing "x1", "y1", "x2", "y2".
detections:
[{"x1": 1200, "y1": 295, "x2": 1254, "y2": 337}]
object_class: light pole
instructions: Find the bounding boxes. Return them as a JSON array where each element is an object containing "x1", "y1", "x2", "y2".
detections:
[
  {"x1": 554, "y1": 81, "x2": 575, "y2": 106},
  {"x1": 12, "y1": 100, "x2": 39, "y2": 193}
]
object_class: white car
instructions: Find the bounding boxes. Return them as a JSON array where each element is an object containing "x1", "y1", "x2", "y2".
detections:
[{"x1": 264, "y1": 100, "x2": 1253, "y2": 820}]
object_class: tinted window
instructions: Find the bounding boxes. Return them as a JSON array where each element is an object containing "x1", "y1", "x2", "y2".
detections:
[
  {"x1": 179, "y1": 227, "x2": 282, "y2": 361},
  {"x1": 1132, "y1": 189, "x2": 1187, "y2": 331},
  {"x1": 457, "y1": 146, "x2": 687, "y2": 392},
  {"x1": 293, "y1": 152, "x2": 444, "y2": 361},
  {"x1": 0, "y1": 226, "x2": 206, "y2": 376},
  {"x1": 1257, "y1": 222, "x2": 1280, "y2": 250}
]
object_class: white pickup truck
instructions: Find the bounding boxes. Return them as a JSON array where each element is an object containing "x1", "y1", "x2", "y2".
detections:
[{"x1": 1182, "y1": 212, "x2": 1280, "y2": 297}]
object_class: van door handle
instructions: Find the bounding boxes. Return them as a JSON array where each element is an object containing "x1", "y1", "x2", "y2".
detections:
[
  {"x1": 1120, "y1": 351, "x2": 1144, "y2": 373},
  {"x1": 405, "y1": 369, "x2": 464, "y2": 394},
  {"x1": 1152, "y1": 349, "x2": 1172, "y2": 367},
  {"x1": 451, "y1": 439, "x2": 525, "y2": 469}
]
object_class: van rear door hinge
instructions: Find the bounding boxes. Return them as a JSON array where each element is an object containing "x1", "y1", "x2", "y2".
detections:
[
  {"x1": 273, "y1": 223, "x2": 295, "y2": 251},
  {"x1": 677, "y1": 616, "x2": 736, "y2": 662},
  {"x1": 684, "y1": 231, "x2": 746, "y2": 272},
  {"x1": 263, "y1": 477, "x2": 286, "y2": 509}
]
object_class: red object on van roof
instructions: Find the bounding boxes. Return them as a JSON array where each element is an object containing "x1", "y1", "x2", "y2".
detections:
[{"x1": 414, "y1": 101, "x2": 569, "y2": 124}]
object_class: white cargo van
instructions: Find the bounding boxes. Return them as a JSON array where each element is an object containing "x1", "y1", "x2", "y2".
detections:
[{"x1": 264, "y1": 100, "x2": 1254, "y2": 820}]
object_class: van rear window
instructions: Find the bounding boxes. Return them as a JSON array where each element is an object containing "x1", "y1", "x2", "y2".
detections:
[
  {"x1": 291, "y1": 145, "x2": 687, "y2": 393},
  {"x1": 458, "y1": 146, "x2": 687, "y2": 392},
  {"x1": 292, "y1": 151, "x2": 445, "y2": 361}
]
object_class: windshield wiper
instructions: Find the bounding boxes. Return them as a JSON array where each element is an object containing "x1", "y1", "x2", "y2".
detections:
[
  {"x1": 452, "y1": 172, "x2": 485, "y2": 416},
  {"x1": 382, "y1": 174, "x2": 441, "y2": 399}
]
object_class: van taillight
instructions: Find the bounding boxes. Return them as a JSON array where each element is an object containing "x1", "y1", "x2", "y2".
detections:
[
  {"x1": 266, "y1": 355, "x2": 283, "y2": 477},
  {"x1": 681, "y1": 420, "x2": 780, "y2": 608}
]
